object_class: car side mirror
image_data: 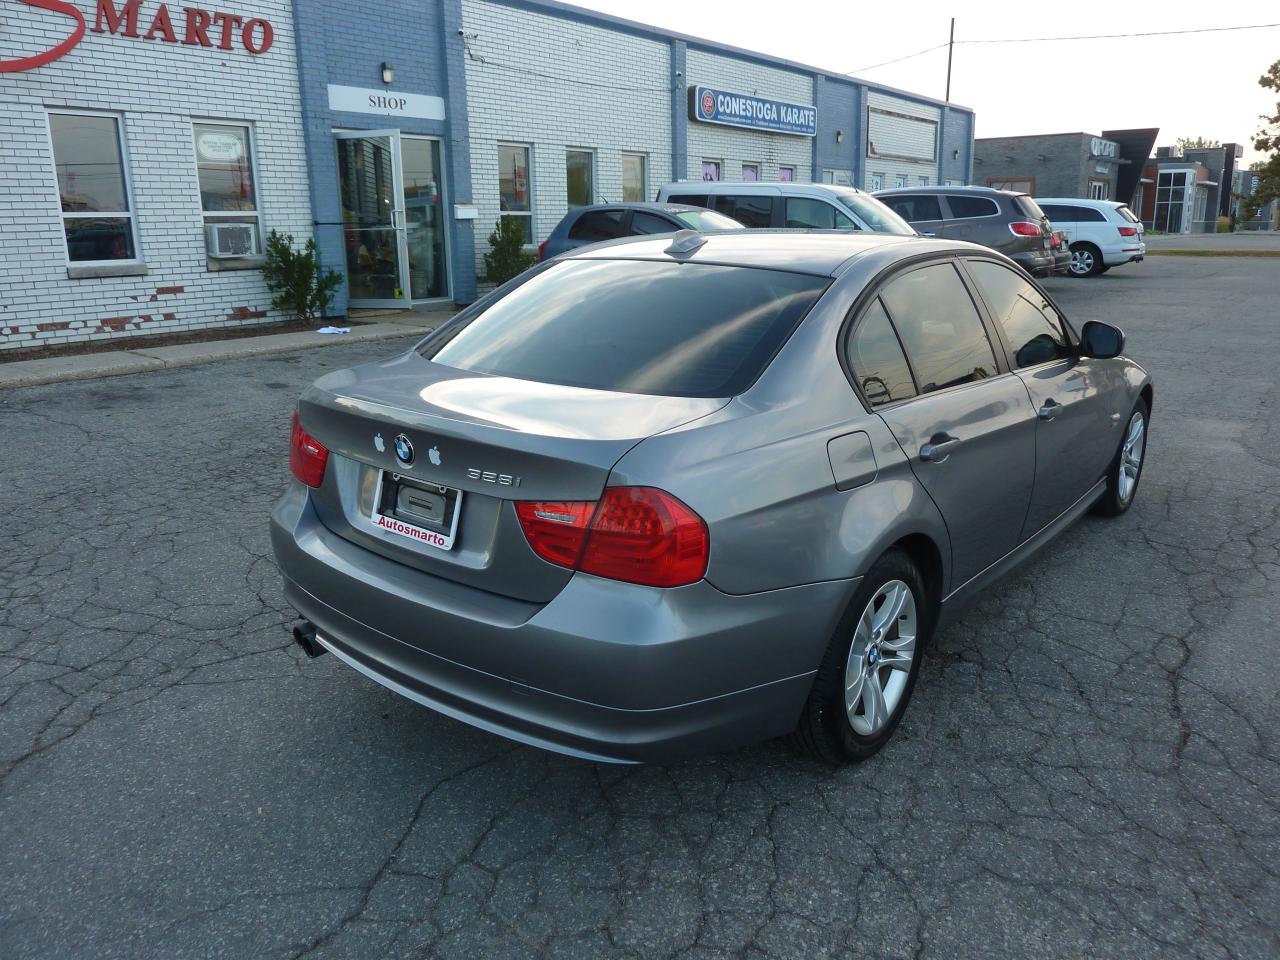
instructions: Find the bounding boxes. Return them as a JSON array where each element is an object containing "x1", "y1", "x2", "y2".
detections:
[{"x1": 1079, "y1": 320, "x2": 1125, "y2": 359}]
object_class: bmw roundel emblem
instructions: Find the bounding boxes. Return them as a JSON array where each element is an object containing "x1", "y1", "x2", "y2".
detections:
[
  {"x1": 393, "y1": 434, "x2": 414, "y2": 465},
  {"x1": 701, "y1": 90, "x2": 715, "y2": 117}
]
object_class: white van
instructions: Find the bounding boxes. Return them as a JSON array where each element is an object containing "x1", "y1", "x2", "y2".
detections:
[
  {"x1": 1035, "y1": 198, "x2": 1146, "y2": 277},
  {"x1": 655, "y1": 181, "x2": 915, "y2": 236}
]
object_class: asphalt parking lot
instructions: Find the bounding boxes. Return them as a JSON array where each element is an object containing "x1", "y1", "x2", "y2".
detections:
[{"x1": 2, "y1": 255, "x2": 1278, "y2": 959}]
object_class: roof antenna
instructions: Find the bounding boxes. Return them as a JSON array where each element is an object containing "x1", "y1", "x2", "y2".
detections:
[{"x1": 665, "y1": 229, "x2": 706, "y2": 257}]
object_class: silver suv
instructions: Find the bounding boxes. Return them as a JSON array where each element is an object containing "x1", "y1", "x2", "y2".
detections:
[{"x1": 875, "y1": 185, "x2": 1057, "y2": 277}]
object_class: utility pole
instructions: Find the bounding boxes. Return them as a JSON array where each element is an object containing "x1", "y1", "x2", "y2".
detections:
[{"x1": 945, "y1": 18, "x2": 955, "y2": 102}]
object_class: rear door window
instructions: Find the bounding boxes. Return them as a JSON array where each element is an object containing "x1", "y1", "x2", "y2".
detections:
[
  {"x1": 424, "y1": 260, "x2": 828, "y2": 397},
  {"x1": 846, "y1": 299, "x2": 917, "y2": 407},
  {"x1": 882, "y1": 194, "x2": 942, "y2": 223},
  {"x1": 629, "y1": 211, "x2": 679, "y2": 235},
  {"x1": 713, "y1": 194, "x2": 775, "y2": 228},
  {"x1": 879, "y1": 263, "x2": 998, "y2": 393},
  {"x1": 966, "y1": 260, "x2": 1070, "y2": 369},
  {"x1": 784, "y1": 197, "x2": 855, "y2": 229},
  {"x1": 945, "y1": 195, "x2": 999, "y2": 219},
  {"x1": 568, "y1": 210, "x2": 625, "y2": 242}
]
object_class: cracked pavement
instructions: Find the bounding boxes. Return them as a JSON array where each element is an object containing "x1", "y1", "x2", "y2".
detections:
[{"x1": 2, "y1": 256, "x2": 1277, "y2": 959}]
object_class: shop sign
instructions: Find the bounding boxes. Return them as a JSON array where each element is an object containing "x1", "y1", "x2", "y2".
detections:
[
  {"x1": 197, "y1": 130, "x2": 244, "y2": 161},
  {"x1": 327, "y1": 85, "x2": 446, "y2": 120},
  {"x1": 1090, "y1": 137, "x2": 1118, "y2": 158},
  {"x1": 689, "y1": 85, "x2": 816, "y2": 137},
  {"x1": 0, "y1": 0, "x2": 273, "y2": 73}
]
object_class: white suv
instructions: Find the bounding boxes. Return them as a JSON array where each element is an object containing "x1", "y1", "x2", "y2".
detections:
[{"x1": 1035, "y1": 198, "x2": 1145, "y2": 277}]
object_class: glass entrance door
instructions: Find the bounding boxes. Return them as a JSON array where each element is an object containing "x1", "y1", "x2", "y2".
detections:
[
  {"x1": 401, "y1": 137, "x2": 449, "y2": 301},
  {"x1": 336, "y1": 129, "x2": 409, "y2": 308},
  {"x1": 335, "y1": 131, "x2": 450, "y2": 308}
]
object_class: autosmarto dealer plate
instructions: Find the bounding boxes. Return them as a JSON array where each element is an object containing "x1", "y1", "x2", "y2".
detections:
[{"x1": 370, "y1": 472, "x2": 462, "y2": 551}]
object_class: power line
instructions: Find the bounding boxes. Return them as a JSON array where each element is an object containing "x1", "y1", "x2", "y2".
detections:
[{"x1": 847, "y1": 20, "x2": 1280, "y2": 74}]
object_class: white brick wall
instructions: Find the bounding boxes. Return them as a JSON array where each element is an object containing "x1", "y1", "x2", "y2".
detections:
[
  {"x1": 461, "y1": 0, "x2": 672, "y2": 276},
  {"x1": 684, "y1": 49, "x2": 813, "y2": 183},
  {"x1": 864, "y1": 91, "x2": 941, "y2": 190},
  {"x1": 0, "y1": 0, "x2": 311, "y2": 351}
]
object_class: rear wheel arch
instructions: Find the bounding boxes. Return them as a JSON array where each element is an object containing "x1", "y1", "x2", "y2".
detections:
[
  {"x1": 1140, "y1": 382, "x2": 1154, "y2": 416},
  {"x1": 890, "y1": 533, "x2": 944, "y2": 609}
]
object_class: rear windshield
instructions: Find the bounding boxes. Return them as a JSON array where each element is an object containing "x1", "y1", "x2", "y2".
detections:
[
  {"x1": 422, "y1": 260, "x2": 828, "y2": 398},
  {"x1": 834, "y1": 191, "x2": 916, "y2": 235},
  {"x1": 674, "y1": 209, "x2": 746, "y2": 230},
  {"x1": 1117, "y1": 205, "x2": 1140, "y2": 223},
  {"x1": 1013, "y1": 195, "x2": 1047, "y2": 220}
]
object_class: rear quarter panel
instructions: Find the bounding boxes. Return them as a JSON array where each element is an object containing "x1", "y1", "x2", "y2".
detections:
[{"x1": 607, "y1": 262, "x2": 952, "y2": 598}]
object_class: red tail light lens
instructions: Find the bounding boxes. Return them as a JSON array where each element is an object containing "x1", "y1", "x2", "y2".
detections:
[
  {"x1": 515, "y1": 486, "x2": 709, "y2": 588},
  {"x1": 289, "y1": 411, "x2": 329, "y2": 488},
  {"x1": 1118, "y1": 226, "x2": 1138, "y2": 237},
  {"x1": 1008, "y1": 221, "x2": 1043, "y2": 237},
  {"x1": 514, "y1": 500, "x2": 595, "y2": 568},
  {"x1": 537, "y1": 239, "x2": 550, "y2": 262}
]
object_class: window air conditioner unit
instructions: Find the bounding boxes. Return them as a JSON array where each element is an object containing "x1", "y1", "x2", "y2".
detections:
[{"x1": 206, "y1": 222, "x2": 258, "y2": 258}]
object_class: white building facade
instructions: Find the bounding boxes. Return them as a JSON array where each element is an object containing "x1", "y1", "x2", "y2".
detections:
[{"x1": 0, "y1": 0, "x2": 312, "y2": 353}]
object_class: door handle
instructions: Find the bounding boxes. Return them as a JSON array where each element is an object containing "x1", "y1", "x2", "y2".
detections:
[
  {"x1": 919, "y1": 434, "x2": 962, "y2": 462},
  {"x1": 1038, "y1": 399, "x2": 1062, "y2": 421}
]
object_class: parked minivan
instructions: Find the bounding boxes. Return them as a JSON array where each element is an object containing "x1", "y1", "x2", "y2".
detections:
[
  {"x1": 656, "y1": 181, "x2": 915, "y2": 236},
  {"x1": 1034, "y1": 198, "x2": 1145, "y2": 277},
  {"x1": 875, "y1": 185, "x2": 1056, "y2": 277}
]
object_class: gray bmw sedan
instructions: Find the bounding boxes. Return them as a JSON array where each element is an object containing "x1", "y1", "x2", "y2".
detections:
[{"x1": 271, "y1": 230, "x2": 1151, "y2": 764}]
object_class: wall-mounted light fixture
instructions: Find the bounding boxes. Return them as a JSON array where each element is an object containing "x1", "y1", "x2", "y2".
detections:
[
  {"x1": 381, "y1": 62, "x2": 394, "y2": 85},
  {"x1": 836, "y1": 130, "x2": 844, "y2": 144}
]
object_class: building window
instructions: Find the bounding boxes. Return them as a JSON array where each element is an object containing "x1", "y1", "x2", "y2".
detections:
[
  {"x1": 1088, "y1": 179, "x2": 1109, "y2": 200},
  {"x1": 193, "y1": 122, "x2": 260, "y2": 256},
  {"x1": 48, "y1": 111, "x2": 138, "y2": 263},
  {"x1": 870, "y1": 173, "x2": 884, "y2": 191},
  {"x1": 566, "y1": 149, "x2": 594, "y2": 208},
  {"x1": 918, "y1": 176, "x2": 930, "y2": 186},
  {"x1": 622, "y1": 152, "x2": 647, "y2": 202},
  {"x1": 702, "y1": 160, "x2": 721, "y2": 181},
  {"x1": 778, "y1": 165, "x2": 796, "y2": 182},
  {"x1": 894, "y1": 175, "x2": 907, "y2": 189},
  {"x1": 741, "y1": 163, "x2": 760, "y2": 182},
  {"x1": 498, "y1": 143, "x2": 533, "y2": 243}
]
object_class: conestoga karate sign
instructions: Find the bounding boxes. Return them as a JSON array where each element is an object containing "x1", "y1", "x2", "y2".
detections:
[
  {"x1": 688, "y1": 85, "x2": 816, "y2": 137},
  {"x1": 0, "y1": 0, "x2": 274, "y2": 73}
]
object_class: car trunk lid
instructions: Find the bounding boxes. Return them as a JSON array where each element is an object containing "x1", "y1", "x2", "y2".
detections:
[{"x1": 297, "y1": 352, "x2": 726, "y2": 602}]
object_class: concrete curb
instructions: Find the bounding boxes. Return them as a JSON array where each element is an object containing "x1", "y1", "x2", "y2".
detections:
[{"x1": 0, "y1": 323, "x2": 433, "y2": 390}]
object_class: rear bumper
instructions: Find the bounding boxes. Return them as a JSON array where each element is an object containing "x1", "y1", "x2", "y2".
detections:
[
  {"x1": 1011, "y1": 250, "x2": 1058, "y2": 277},
  {"x1": 1104, "y1": 243, "x2": 1146, "y2": 266},
  {"x1": 270, "y1": 485, "x2": 851, "y2": 763}
]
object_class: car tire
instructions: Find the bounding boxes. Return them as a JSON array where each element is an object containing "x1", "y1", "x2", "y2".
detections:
[
  {"x1": 1069, "y1": 242, "x2": 1103, "y2": 277},
  {"x1": 1095, "y1": 397, "x2": 1149, "y2": 517},
  {"x1": 792, "y1": 549, "x2": 934, "y2": 764}
]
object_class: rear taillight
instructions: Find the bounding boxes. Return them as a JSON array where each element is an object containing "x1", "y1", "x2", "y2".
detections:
[
  {"x1": 1008, "y1": 221, "x2": 1043, "y2": 237},
  {"x1": 1118, "y1": 226, "x2": 1138, "y2": 237},
  {"x1": 289, "y1": 410, "x2": 329, "y2": 488},
  {"x1": 515, "y1": 486, "x2": 709, "y2": 588},
  {"x1": 537, "y1": 239, "x2": 549, "y2": 262}
]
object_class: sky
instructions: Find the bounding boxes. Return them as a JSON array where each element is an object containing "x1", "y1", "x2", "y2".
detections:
[{"x1": 563, "y1": 1, "x2": 1280, "y2": 166}]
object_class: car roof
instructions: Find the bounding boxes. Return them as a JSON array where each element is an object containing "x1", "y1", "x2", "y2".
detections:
[
  {"x1": 1035, "y1": 197, "x2": 1125, "y2": 208},
  {"x1": 660, "y1": 181, "x2": 869, "y2": 196},
  {"x1": 569, "y1": 202, "x2": 710, "y2": 215},
  {"x1": 875, "y1": 184, "x2": 1021, "y2": 198},
  {"x1": 563, "y1": 229, "x2": 968, "y2": 277}
]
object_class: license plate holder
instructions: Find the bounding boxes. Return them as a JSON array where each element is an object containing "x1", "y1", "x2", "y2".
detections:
[{"x1": 371, "y1": 471, "x2": 462, "y2": 551}]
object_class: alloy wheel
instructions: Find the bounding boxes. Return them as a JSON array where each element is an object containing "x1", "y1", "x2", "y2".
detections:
[
  {"x1": 844, "y1": 580, "x2": 917, "y2": 736},
  {"x1": 1070, "y1": 248, "x2": 1095, "y2": 276},
  {"x1": 1118, "y1": 411, "x2": 1146, "y2": 502}
]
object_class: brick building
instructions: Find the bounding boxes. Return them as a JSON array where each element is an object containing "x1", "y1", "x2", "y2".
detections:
[
  {"x1": 972, "y1": 129, "x2": 1159, "y2": 206},
  {"x1": 0, "y1": 0, "x2": 313, "y2": 353},
  {"x1": 2, "y1": 0, "x2": 975, "y2": 349},
  {"x1": 297, "y1": 0, "x2": 975, "y2": 315}
]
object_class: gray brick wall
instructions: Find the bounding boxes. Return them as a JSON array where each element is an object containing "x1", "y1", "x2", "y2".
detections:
[
  {"x1": 0, "y1": 0, "x2": 312, "y2": 351},
  {"x1": 461, "y1": 0, "x2": 672, "y2": 278},
  {"x1": 973, "y1": 133, "x2": 1123, "y2": 200},
  {"x1": 684, "y1": 47, "x2": 813, "y2": 183}
]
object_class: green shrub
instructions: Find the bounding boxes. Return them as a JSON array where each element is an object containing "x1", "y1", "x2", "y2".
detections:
[
  {"x1": 482, "y1": 217, "x2": 536, "y2": 285},
  {"x1": 261, "y1": 230, "x2": 343, "y2": 322},
  {"x1": 1215, "y1": 216, "x2": 1231, "y2": 233}
]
